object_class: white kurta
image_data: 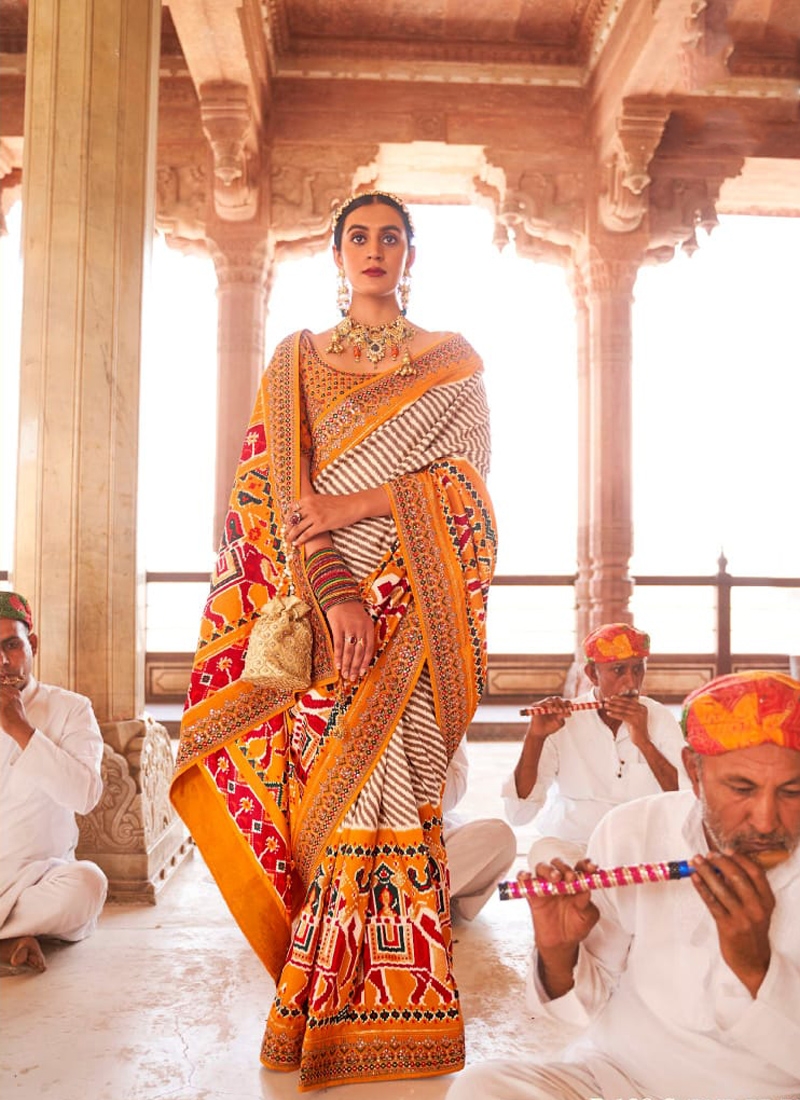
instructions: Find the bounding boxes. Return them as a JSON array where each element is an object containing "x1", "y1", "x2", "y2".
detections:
[
  {"x1": 502, "y1": 691, "x2": 688, "y2": 851},
  {"x1": 527, "y1": 790, "x2": 800, "y2": 1099},
  {"x1": 444, "y1": 739, "x2": 517, "y2": 920},
  {"x1": 0, "y1": 677, "x2": 106, "y2": 934}
]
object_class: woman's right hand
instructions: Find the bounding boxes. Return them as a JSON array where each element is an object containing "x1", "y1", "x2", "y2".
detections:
[{"x1": 325, "y1": 600, "x2": 376, "y2": 682}]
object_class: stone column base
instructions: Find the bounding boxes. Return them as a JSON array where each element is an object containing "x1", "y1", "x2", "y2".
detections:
[{"x1": 77, "y1": 714, "x2": 191, "y2": 904}]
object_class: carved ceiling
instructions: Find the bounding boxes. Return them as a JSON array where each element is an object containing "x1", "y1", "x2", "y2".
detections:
[{"x1": 1, "y1": 0, "x2": 799, "y2": 260}]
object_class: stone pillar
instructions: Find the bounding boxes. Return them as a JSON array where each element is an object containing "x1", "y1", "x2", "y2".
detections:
[
  {"x1": 570, "y1": 264, "x2": 592, "y2": 643},
  {"x1": 208, "y1": 229, "x2": 274, "y2": 543},
  {"x1": 15, "y1": 0, "x2": 188, "y2": 901},
  {"x1": 562, "y1": 264, "x2": 592, "y2": 698},
  {"x1": 578, "y1": 243, "x2": 641, "y2": 628}
]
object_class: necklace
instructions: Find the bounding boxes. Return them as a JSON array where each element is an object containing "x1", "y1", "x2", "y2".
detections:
[{"x1": 326, "y1": 313, "x2": 416, "y2": 374}]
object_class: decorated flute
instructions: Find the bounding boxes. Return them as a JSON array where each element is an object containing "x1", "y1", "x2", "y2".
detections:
[
  {"x1": 518, "y1": 699, "x2": 603, "y2": 717},
  {"x1": 498, "y1": 849, "x2": 790, "y2": 900}
]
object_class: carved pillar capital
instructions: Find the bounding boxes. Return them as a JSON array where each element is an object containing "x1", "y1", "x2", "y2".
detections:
[
  {"x1": 207, "y1": 232, "x2": 273, "y2": 288},
  {"x1": 199, "y1": 81, "x2": 260, "y2": 222},
  {"x1": 577, "y1": 243, "x2": 641, "y2": 301}
]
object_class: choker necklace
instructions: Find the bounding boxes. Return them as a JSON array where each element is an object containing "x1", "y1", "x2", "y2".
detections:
[{"x1": 326, "y1": 313, "x2": 416, "y2": 374}]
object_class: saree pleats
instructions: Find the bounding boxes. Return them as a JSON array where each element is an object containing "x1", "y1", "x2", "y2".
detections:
[{"x1": 170, "y1": 331, "x2": 496, "y2": 1090}]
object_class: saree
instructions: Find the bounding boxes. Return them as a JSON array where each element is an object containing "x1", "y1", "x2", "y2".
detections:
[{"x1": 170, "y1": 330, "x2": 497, "y2": 1091}]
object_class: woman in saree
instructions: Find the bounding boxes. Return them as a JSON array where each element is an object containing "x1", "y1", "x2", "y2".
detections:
[{"x1": 170, "y1": 191, "x2": 497, "y2": 1091}]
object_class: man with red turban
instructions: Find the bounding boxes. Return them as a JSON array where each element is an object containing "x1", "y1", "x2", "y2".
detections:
[
  {"x1": 503, "y1": 622, "x2": 687, "y2": 866},
  {"x1": 449, "y1": 670, "x2": 800, "y2": 1099},
  {"x1": 0, "y1": 591, "x2": 107, "y2": 972}
]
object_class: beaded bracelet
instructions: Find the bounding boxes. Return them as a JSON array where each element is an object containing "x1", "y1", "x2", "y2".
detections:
[{"x1": 305, "y1": 547, "x2": 361, "y2": 612}]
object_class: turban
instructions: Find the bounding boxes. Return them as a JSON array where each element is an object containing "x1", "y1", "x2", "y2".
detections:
[
  {"x1": 0, "y1": 591, "x2": 33, "y2": 632},
  {"x1": 583, "y1": 623, "x2": 650, "y2": 664},
  {"x1": 682, "y1": 670, "x2": 800, "y2": 755}
]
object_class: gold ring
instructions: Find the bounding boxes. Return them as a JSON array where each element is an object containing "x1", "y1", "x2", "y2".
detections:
[
  {"x1": 289, "y1": 510, "x2": 301, "y2": 525},
  {"x1": 347, "y1": 635, "x2": 357, "y2": 644},
  {"x1": 356, "y1": 638, "x2": 366, "y2": 646}
]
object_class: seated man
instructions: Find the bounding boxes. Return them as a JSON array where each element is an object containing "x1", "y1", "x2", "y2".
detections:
[
  {"x1": 0, "y1": 592, "x2": 107, "y2": 973},
  {"x1": 448, "y1": 670, "x2": 800, "y2": 1100},
  {"x1": 503, "y1": 622, "x2": 687, "y2": 865},
  {"x1": 444, "y1": 738, "x2": 517, "y2": 921}
]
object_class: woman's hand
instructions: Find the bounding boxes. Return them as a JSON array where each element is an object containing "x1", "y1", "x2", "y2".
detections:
[
  {"x1": 285, "y1": 485, "x2": 391, "y2": 547},
  {"x1": 286, "y1": 493, "x2": 357, "y2": 546},
  {"x1": 325, "y1": 600, "x2": 376, "y2": 682}
]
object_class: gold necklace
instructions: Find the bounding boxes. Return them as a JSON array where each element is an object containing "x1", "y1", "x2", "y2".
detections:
[{"x1": 326, "y1": 313, "x2": 416, "y2": 374}]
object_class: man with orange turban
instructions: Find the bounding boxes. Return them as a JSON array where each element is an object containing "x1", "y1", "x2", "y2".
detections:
[
  {"x1": 503, "y1": 623, "x2": 687, "y2": 867},
  {"x1": 449, "y1": 670, "x2": 800, "y2": 1099}
]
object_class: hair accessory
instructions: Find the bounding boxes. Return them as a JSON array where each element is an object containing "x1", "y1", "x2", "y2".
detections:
[
  {"x1": 326, "y1": 313, "x2": 415, "y2": 371},
  {"x1": 331, "y1": 190, "x2": 415, "y2": 238},
  {"x1": 336, "y1": 268, "x2": 350, "y2": 315}
]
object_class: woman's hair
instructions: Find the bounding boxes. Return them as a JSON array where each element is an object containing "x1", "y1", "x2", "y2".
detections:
[{"x1": 332, "y1": 191, "x2": 415, "y2": 250}]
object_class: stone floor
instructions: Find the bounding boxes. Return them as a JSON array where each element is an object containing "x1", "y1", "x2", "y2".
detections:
[{"x1": 0, "y1": 742, "x2": 578, "y2": 1100}]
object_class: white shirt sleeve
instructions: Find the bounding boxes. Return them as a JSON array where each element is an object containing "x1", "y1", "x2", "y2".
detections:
[
  {"x1": 443, "y1": 737, "x2": 469, "y2": 814},
  {"x1": 501, "y1": 734, "x2": 559, "y2": 826},
  {"x1": 10, "y1": 693, "x2": 104, "y2": 815},
  {"x1": 645, "y1": 701, "x2": 691, "y2": 787}
]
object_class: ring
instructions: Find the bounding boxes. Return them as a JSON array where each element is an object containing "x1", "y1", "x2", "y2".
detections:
[
  {"x1": 347, "y1": 635, "x2": 357, "y2": 644},
  {"x1": 356, "y1": 638, "x2": 366, "y2": 646},
  {"x1": 289, "y1": 510, "x2": 301, "y2": 525}
]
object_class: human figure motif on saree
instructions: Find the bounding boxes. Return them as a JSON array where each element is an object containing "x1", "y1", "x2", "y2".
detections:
[{"x1": 171, "y1": 192, "x2": 497, "y2": 1092}]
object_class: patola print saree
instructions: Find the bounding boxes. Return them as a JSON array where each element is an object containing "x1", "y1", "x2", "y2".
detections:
[{"x1": 170, "y1": 330, "x2": 496, "y2": 1090}]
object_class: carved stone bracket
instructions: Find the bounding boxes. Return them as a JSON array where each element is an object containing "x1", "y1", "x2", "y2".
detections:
[
  {"x1": 77, "y1": 715, "x2": 191, "y2": 904},
  {"x1": 645, "y1": 160, "x2": 742, "y2": 261},
  {"x1": 599, "y1": 101, "x2": 671, "y2": 233},
  {"x1": 270, "y1": 149, "x2": 379, "y2": 260},
  {"x1": 199, "y1": 81, "x2": 260, "y2": 222},
  {"x1": 155, "y1": 159, "x2": 209, "y2": 250},
  {"x1": 496, "y1": 170, "x2": 585, "y2": 265}
]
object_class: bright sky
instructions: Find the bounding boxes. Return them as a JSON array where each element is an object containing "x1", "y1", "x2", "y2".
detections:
[{"x1": 2, "y1": 201, "x2": 798, "y2": 654}]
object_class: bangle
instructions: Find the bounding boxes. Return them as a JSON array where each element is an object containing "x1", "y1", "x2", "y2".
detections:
[{"x1": 305, "y1": 547, "x2": 361, "y2": 612}]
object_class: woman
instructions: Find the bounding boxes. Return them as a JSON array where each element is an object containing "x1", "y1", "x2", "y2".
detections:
[{"x1": 171, "y1": 192, "x2": 497, "y2": 1091}]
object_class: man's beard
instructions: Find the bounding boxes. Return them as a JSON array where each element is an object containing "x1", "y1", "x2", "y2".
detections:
[{"x1": 699, "y1": 787, "x2": 798, "y2": 858}]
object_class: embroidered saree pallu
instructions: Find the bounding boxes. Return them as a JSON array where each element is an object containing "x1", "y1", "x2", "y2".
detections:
[{"x1": 170, "y1": 331, "x2": 496, "y2": 1091}]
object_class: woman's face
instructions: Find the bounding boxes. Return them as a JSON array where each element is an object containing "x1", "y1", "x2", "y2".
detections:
[{"x1": 333, "y1": 201, "x2": 414, "y2": 306}]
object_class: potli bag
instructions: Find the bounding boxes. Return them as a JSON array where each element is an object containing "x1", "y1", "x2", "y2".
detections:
[{"x1": 242, "y1": 548, "x2": 312, "y2": 693}]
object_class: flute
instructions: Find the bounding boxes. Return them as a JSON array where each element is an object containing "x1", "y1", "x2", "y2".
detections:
[
  {"x1": 518, "y1": 699, "x2": 602, "y2": 717},
  {"x1": 498, "y1": 849, "x2": 790, "y2": 900}
]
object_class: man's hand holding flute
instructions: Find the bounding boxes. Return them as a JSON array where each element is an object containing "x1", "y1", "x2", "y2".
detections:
[{"x1": 521, "y1": 861, "x2": 600, "y2": 999}]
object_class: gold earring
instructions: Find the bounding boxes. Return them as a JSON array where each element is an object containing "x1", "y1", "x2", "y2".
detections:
[
  {"x1": 399, "y1": 271, "x2": 411, "y2": 314},
  {"x1": 336, "y1": 269, "x2": 350, "y2": 315}
]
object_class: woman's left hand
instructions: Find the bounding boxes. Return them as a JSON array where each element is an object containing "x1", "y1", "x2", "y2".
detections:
[
  {"x1": 325, "y1": 600, "x2": 376, "y2": 681},
  {"x1": 286, "y1": 493, "x2": 358, "y2": 546}
]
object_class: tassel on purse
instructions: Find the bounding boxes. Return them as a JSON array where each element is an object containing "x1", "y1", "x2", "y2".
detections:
[{"x1": 242, "y1": 549, "x2": 312, "y2": 693}]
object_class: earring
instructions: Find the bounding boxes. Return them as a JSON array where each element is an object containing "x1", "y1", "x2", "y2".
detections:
[
  {"x1": 336, "y1": 268, "x2": 350, "y2": 315},
  {"x1": 399, "y1": 271, "x2": 411, "y2": 315}
]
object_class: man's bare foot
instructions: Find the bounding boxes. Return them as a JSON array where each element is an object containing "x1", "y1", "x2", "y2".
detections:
[{"x1": 0, "y1": 936, "x2": 47, "y2": 972}]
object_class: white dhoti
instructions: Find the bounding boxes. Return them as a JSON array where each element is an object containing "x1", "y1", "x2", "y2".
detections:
[
  {"x1": 445, "y1": 816, "x2": 517, "y2": 921},
  {"x1": 0, "y1": 858, "x2": 107, "y2": 942},
  {"x1": 447, "y1": 1057, "x2": 641, "y2": 1100}
]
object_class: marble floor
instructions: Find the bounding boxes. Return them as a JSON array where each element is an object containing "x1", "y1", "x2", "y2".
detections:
[{"x1": 0, "y1": 742, "x2": 579, "y2": 1100}]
